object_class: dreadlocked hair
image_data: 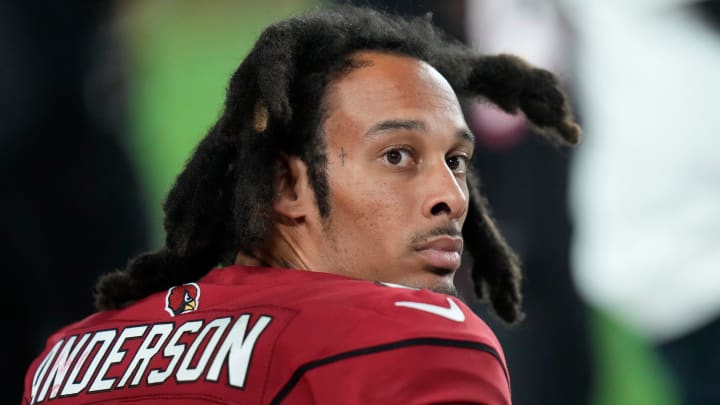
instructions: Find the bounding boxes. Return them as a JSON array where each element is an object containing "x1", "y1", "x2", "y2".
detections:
[{"x1": 94, "y1": 5, "x2": 580, "y2": 324}]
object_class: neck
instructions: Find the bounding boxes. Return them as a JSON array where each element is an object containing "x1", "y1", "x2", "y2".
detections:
[{"x1": 235, "y1": 225, "x2": 314, "y2": 271}]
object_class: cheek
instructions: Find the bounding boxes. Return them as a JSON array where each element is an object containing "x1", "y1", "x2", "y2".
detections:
[{"x1": 329, "y1": 177, "x2": 410, "y2": 246}]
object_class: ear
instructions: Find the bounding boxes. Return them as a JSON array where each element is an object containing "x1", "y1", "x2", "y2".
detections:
[{"x1": 272, "y1": 154, "x2": 314, "y2": 220}]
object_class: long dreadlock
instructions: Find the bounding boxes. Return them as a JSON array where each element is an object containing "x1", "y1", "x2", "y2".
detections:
[{"x1": 94, "y1": 5, "x2": 580, "y2": 324}]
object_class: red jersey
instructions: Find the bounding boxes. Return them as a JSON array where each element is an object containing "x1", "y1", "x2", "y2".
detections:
[{"x1": 23, "y1": 265, "x2": 511, "y2": 404}]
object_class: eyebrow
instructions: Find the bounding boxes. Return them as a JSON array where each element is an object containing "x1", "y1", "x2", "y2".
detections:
[{"x1": 364, "y1": 119, "x2": 475, "y2": 144}]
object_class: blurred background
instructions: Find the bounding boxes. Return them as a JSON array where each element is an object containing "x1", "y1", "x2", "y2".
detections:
[{"x1": 6, "y1": 0, "x2": 718, "y2": 404}]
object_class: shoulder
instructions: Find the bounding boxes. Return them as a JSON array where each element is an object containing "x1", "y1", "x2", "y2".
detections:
[
  {"x1": 203, "y1": 266, "x2": 501, "y2": 347},
  {"x1": 269, "y1": 277, "x2": 512, "y2": 404},
  {"x1": 367, "y1": 280, "x2": 493, "y2": 334},
  {"x1": 275, "y1": 274, "x2": 507, "y2": 366},
  {"x1": 198, "y1": 265, "x2": 507, "y2": 371},
  {"x1": 216, "y1": 266, "x2": 509, "y2": 351},
  {"x1": 302, "y1": 276, "x2": 500, "y2": 341}
]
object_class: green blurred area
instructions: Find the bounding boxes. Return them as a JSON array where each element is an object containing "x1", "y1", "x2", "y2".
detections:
[
  {"x1": 118, "y1": 2, "x2": 679, "y2": 404},
  {"x1": 119, "y1": 0, "x2": 322, "y2": 244},
  {"x1": 589, "y1": 309, "x2": 678, "y2": 405}
]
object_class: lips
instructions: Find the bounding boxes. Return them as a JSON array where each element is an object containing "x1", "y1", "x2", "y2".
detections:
[{"x1": 414, "y1": 236, "x2": 463, "y2": 271}]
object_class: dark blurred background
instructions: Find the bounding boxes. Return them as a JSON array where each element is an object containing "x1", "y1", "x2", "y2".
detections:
[{"x1": 1, "y1": 1, "x2": 150, "y2": 402}]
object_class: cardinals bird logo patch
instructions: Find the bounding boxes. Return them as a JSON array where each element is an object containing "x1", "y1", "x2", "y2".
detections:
[{"x1": 165, "y1": 282, "x2": 201, "y2": 316}]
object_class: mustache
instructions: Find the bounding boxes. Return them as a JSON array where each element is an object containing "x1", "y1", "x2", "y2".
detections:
[{"x1": 409, "y1": 225, "x2": 463, "y2": 246}]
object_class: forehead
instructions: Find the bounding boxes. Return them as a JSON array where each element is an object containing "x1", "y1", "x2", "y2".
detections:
[{"x1": 322, "y1": 51, "x2": 464, "y2": 129}]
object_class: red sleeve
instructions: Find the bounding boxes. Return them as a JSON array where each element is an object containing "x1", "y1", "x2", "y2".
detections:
[{"x1": 273, "y1": 338, "x2": 511, "y2": 405}]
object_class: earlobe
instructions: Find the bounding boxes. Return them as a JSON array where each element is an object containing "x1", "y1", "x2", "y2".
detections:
[{"x1": 273, "y1": 154, "x2": 312, "y2": 220}]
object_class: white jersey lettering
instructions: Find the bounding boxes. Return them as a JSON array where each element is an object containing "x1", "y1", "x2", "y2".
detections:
[
  {"x1": 31, "y1": 339, "x2": 64, "y2": 404},
  {"x1": 177, "y1": 317, "x2": 231, "y2": 382},
  {"x1": 147, "y1": 320, "x2": 203, "y2": 384},
  {"x1": 42, "y1": 333, "x2": 91, "y2": 401},
  {"x1": 118, "y1": 323, "x2": 173, "y2": 388},
  {"x1": 61, "y1": 330, "x2": 115, "y2": 396},
  {"x1": 30, "y1": 313, "x2": 273, "y2": 401},
  {"x1": 207, "y1": 314, "x2": 272, "y2": 388},
  {"x1": 89, "y1": 325, "x2": 147, "y2": 392}
]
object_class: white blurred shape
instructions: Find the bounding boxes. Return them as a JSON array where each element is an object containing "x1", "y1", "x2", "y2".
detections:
[{"x1": 559, "y1": 0, "x2": 720, "y2": 341}]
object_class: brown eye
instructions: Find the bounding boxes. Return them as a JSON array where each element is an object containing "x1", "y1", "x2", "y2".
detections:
[
  {"x1": 384, "y1": 148, "x2": 412, "y2": 166},
  {"x1": 446, "y1": 155, "x2": 469, "y2": 173},
  {"x1": 386, "y1": 150, "x2": 402, "y2": 164}
]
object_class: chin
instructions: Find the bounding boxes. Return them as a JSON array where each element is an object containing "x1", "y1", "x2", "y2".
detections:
[
  {"x1": 424, "y1": 267, "x2": 459, "y2": 297},
  {"x1": 383, "y1": 266, "x2": 458, "y2": 296},
  {"x1": 428, "y1": 282, "x2": 459, "y2": 297}
]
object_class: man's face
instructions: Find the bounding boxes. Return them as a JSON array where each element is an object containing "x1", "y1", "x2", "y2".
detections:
[{"x1": 316, "y1": 51, "x2": 473, "y2": 295}]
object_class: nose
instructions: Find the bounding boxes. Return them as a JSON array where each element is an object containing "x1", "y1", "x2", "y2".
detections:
[{"x1": 421, "y1": 160, "x2": 468, "y2": 220}]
